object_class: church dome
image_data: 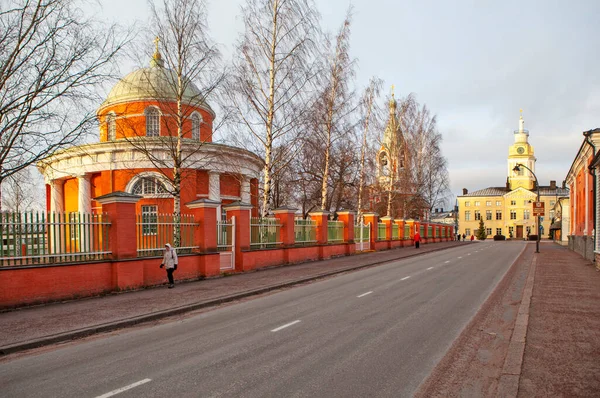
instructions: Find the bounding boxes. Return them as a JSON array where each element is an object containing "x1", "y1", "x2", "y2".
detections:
[{"x1": 99, "y1": 59, "x2": 213, "y2": 114}]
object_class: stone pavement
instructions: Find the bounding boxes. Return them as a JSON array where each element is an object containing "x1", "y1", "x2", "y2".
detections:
[
  {"x1": 518, "y1": 243, "x2": 600, "y2": 397},
  {"x1": 0, "y1": 240, "x2": 467, "y2": 355}
]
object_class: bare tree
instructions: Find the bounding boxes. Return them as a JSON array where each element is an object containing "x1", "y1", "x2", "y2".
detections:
[
  {"x1": 0, "y1": 0, "x2": 129, "y2": 210},
  {"x1": 116, "y1": 0, "x2": 225, "y2": 246},
  {"x1": 314, "y1": 11, "x2": 356, "y2": 211},
  {"x1": 225, "y1": 0, "x2": 320, "y2": 217},
  {"x1": 1, "y1": 166, "x2": 44, "y2": 212},
  {"x1": 356, "y1": 77, "x2": 382, "y2": 220}
]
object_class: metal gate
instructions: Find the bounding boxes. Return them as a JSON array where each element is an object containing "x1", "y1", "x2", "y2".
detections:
[
  {"x1": 217, "y1": 216, "x2": 235, "y2": 271},
  {"x1": 354, "y1": 222, "x2": 371, "y2": 252}
]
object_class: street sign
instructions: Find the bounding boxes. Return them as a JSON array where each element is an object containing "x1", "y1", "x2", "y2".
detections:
[{"x1": 533, "y1": 201, "x2": 545, "y2": 216}]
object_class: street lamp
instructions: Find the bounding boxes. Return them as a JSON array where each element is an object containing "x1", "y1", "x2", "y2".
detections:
[{"x1": 513, "y1": 163, "x2": 540, "y2": 253}]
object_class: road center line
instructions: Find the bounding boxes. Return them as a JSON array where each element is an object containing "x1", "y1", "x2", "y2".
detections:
[
  {"x1": 357, "y1": 291, "x2": 373, "y2": 298},
  {"x1": 426, "y1": 267, "x2": 434, "y2": 270},
  {"x1": 271, "y1": 320, "x2": 301, "y2": 332},
  {"x1": 458, "y1": 256, "x2": 463, "y2": 259},
  {"x1": 401, "y1": 276, "x2": 411, "y2": 281},
  {"x1": 444, "y1": 260, "x2": 450, "y2": 263},
  {"x1": 95, "y1": 379, "x2": 152, "y2": 398}
]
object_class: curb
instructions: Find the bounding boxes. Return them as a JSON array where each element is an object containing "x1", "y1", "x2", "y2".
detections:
[
  {"x1": 0, "y1": 243, "x2": 463, "y2": 356},
  {"x1": 497, "y1": 254, "x2": 537, "y2": 396}
]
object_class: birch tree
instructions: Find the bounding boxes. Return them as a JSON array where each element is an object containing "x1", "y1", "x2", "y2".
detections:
[
  {"x1": 0, "y1": 0, "x2": 129, "y2": 210},
  {"x1": 120, "y1": 0, "x2": 225, "y2": 247},
  {"x1": 315, "y1": 12, "x2": 355, "y2": 210},
  {"x1": 356, "y1": 77, "x2": 382, "y2": 220},
  {"x1": 225, "y1": 0, "x2": 320, "y2": 217}
]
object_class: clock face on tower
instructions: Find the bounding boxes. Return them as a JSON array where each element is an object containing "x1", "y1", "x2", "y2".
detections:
[{"x1": 517, "y1": 147, "x2": 525, "y2": 154}]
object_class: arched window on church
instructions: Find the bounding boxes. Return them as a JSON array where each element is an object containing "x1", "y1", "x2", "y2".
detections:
[
  {"x1": 106, "y1": 113, "x2": 116, "y2": 141},
  {"x1": 145, "y1": 107, "x2": 160, "y2": 137},
  {"x1": 191, "y1": 112, "x2": 202, "y2": 140},
  {"x1": 380, "y1": 153, "x2": 389, "y2": 176},
  {"x1": 132, "y1": 177, "x2": 168, "y2": 196}
]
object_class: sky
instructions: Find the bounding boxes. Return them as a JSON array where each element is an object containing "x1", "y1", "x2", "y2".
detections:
[{"x1": 97, "y1": 0, "x2": 600, "y2": 204}]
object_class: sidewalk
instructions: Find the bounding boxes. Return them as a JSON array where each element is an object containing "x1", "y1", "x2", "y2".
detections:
[
  {"x1": 0, "y1": 241, "x2": 467, "y2": 355},
  {"x1": 518, "y1": 243, "x2": 600, "y2": 396}
]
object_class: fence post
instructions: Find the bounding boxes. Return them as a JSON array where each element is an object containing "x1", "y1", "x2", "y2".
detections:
[
  {"x1": 337, "y1": 210, "x2": 356, "y2": 255},
  {"x1": 396, "y1": 219, "x2": 405, "y2": 240},
  {"x1": 224, "y1": 201, "x2": 253, "y2": 272},
  {"x1": 273, "y1": 207, "x2": 297, "y2": 247},
  {"x1": 309, "y1": 211, "x2": 330, "y2": 245},
  {"x1": 380, "y1": 216, "x2": 393, "y2": 249},
  {"x1": 363, "y1": 212, "x2": 379, "y2": 250},
  {"x1": 95, "y1": 192, "x2": 140, "y2": 260},
  {"x1": 186, "y1": 199, "x2": 220, "y2": 253}
]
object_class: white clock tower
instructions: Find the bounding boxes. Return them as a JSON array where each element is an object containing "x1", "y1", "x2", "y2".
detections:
[{"x1": 508, "y1": 110, "x2": 536, "y2": 190}]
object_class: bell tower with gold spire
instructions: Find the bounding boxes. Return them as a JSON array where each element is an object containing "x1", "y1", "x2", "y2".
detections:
[
  {"x1": 377, "y1": 86, "x2": 405, "y2": 186},
  {"x1": 507, "y1": 109, "x2": 536, "y2": 190}
]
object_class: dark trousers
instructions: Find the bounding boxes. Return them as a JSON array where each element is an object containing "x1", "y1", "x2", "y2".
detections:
[
  {"x1": 167, "y1": 268, "x2": 175, "y2": 284},
  {"x1": 415, "y1": 241, "x2": 420, "y2": 249}
]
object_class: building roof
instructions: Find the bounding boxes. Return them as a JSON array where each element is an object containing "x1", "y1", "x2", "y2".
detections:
[{"x1": 459, "y1": 186, "x2": 569, "y2": 198}]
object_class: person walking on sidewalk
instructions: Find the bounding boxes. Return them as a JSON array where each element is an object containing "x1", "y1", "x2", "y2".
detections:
[
  {"x1": 414, "y1": 231, "x2": 421, "y2": 249},
  {"x1": 160, "y1": 243, "x2": 178, "y2": 288}
]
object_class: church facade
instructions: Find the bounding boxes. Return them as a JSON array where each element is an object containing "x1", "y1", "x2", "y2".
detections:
[
  {"x1": 457, "y1": 112, "x2": 568, "y2": 239},
  {"x1": 37, "y1": 44, "x2": 262, "y2": 219}
]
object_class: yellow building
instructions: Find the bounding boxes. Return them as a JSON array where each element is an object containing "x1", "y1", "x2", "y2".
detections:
[{"x1": 457, "y1": 112, "x2": 568, "y2": 239}]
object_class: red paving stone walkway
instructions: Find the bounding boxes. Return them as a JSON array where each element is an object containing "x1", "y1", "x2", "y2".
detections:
[{"x1": 519, "y1": 244, "x2": 600, "y2": 397}]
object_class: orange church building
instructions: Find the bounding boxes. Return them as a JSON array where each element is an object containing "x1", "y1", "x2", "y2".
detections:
[{"x1": 38, "y1": 46, "x2": 262, "y2": 219}]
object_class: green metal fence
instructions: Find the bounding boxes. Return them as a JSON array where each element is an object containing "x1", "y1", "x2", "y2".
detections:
[
  {"x1": 294, "y1": 218, "x2": 317, "y2": 245},
  {"x1": 392, "y1": 223, "x2": 399, "y2": 239},
  {"x1": 251, "y1": 217, "x2": 281, "y2": 249},
  {"x1": 420, "y1": 225, "x2": 425, "y2": 237},
  {"x1": 327, "y1": 220, "x2": 344, "y2": 243},
  {"x1": 404, "y1": 224, "x2": 410, "y2": 239},
  {"x1": 217, "y1": 218, "x2": 234, "y2": 251},
  {"x1": 137, "y1": 213, "x2": 198, "y2": 257},
  {"x1": 0, "y1": 211, "x2": 111, "y2": 266},
  {"x1": 377, "y1": 223, "x2": 387, "y2": 240},
  {"x1": 354, "y1": 222, "x2": 370, "y2": 251},
  {"x1": 428, "y1": 225, "x2": 433, "y2": 238}
]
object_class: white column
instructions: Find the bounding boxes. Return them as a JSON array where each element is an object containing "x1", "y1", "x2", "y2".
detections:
[
  {"x1": 50, "y1": 180, "x2": 65, "y2": 214},
  {"x1": 77, "y1": 174, "x2": 92, "y2": 214},
  {"x1": 208, "y1": 171, "x2": 221, "y2": 219},
  {"x1": 572, "y1": 177, "x2": 577, "y2": 236},
  {"x1": 241, "y1": 176, "x2": 251, "y2": 204}
]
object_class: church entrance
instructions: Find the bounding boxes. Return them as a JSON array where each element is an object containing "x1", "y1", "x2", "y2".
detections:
[{"x1": 516, "y1": 225, "x2": 523, "y2": 239}]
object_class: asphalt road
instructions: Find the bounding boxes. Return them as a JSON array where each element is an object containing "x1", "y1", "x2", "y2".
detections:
[{"x1": 0, "y1": 241, "x2": 525, "y2": 398}]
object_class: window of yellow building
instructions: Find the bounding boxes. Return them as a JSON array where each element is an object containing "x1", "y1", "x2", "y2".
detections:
[
  {"x1": 496, "y1": 228, "x2": 502, "y2": 236},
  {"x1": 496, "y1": 210, "x2": 502, "y2": 220},
  {"x1": 465, "y1": 228, "x2": 471, "y2": 236},
  {"x1": 475, "y1": 201, "x2": 480, "y2": 206},
  {"x1": 486, "y1": 228, "x2": 492, "y2": 236},
  {"x1": 510, "y1": 210, "x2": 517, "y2": 219},
  {"x1": 524, "y1": 209, "x2": 530, "y2": 220},
  {"x1": 465, "y1": 211, "x2": 471, "y2": 220},
  {"x1": 486, "y1": 201, "x2": 492, "y2": 206},
  {"x1": 496, "y1": 201, "x2": 501, "y2": 206},
  {"x1": 486, "y1": 210, "x2": 492, "y2": 220},
  {"x1": 510, "y1": 200, "x2": 516, "y2": 206},
  {"x1": 465, "y1": 201, "x2": 470, "y2": 207},
  {"x1": 475, "y1": 210, "x2": 481, "y2": 220}
]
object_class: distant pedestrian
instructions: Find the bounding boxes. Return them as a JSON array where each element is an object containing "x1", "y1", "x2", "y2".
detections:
[
  {"x1": 414, "y1": 231, "x2": 421, "y2": 249},
  {"x1": 470, "y1": 235, "x2": 475, "y2": 241},
  {"x1": 160, "y1": 243, "x2": 178, "y2": 288},
  {"x1": 462, "y1": 234, "x2": 466, "y2": 241}
]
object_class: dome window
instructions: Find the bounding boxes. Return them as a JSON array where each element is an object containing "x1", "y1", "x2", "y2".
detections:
[
  {"x1": 191, "y1": 112, "x2": 202, "y2": 140},
  {"x1": 106, "y1": 113, "x2": 116, "y2": 140},
  {"x1": 145, "y1": 107, "x2": 160, "y2": 137},
  {"x1": 132, "y1": 177, "x2": 168, "y2": 195}
]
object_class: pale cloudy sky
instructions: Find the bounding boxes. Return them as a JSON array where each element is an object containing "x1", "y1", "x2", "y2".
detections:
[{"x1": 98, "y1": 0, "x2": 600, "y2": 202}]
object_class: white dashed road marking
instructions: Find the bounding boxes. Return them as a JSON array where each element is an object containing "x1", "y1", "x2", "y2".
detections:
[
  {"x1": 357, "y1": 291, "x2": 373, "y2": 298},
  {"x1": 444, "y1": 260, "x2": 450, "y2": 263},
  {"x1": 401, "y1": 276, "x2": 411, "y2": 281},
  {"x1": 426, "y1": 267, "x2": 434, "y2": 270},
  {"x1": 96, "y1": 379, "x2": 152, "y2": 398},
  {"x1": 271, "y1": 320, "x2": 301, "y2": 332}
]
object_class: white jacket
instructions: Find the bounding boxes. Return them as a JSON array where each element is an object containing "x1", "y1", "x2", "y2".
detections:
[{"x1": 162, "y1": 244, "x2": 178, "y2": 269}]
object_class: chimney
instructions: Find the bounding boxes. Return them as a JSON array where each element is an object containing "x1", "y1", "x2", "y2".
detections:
[
  {"x1": 550, "y1": 180, "x2": 556, "y2": 189},
  {"x1": 562, "y1": 180, "x2": 566, "y2": 189},
  {"x1": 462, "y1": 188, "x2": 468, "y2": 195}
]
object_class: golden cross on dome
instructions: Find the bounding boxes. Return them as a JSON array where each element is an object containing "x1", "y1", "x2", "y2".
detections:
[
  {"x1": 154, "y1": 36, "x2": 160, "y2": 54},
  {"x1": 520, "y1": 108, "x2": 523, "y2": 119},
  {"x1": 391, "y1": 84, "x2": 395, "y2": 97}
]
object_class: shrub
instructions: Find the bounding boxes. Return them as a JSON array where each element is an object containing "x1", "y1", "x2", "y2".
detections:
[{"x1": 493, "y1": 235, "x2": 506, "y2": 241}]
